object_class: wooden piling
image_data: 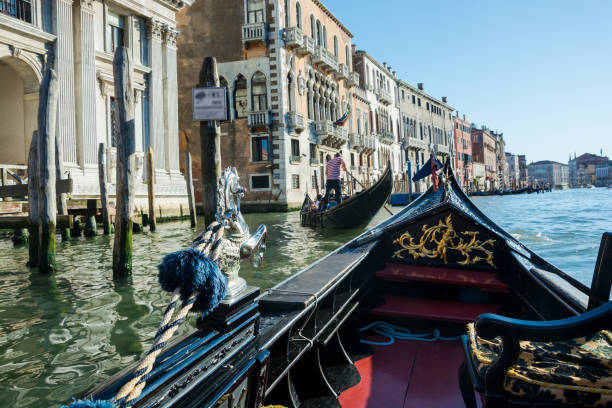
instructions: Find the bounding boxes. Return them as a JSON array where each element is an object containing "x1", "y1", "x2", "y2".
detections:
[
  {"x1": 98, "y1": 143, "x2": 111, "y2": 234},
  {"x1": 112, "y1": 47, "x2": 136, "y2": 277},
  {"x1": 37, "y1": 67, "x2": 59, "y2": 273},
  {"x1": 199, "y1": 57, "x2": 222, "y2": 225},
  {"x1": 185, "y1": 152, "x2": 197, "y2": 228},
  {"x1": 146, "y1": 146, "x2": 156, "y2": 231},
  {"x1": 55, "y1": 130, "x2": 70, "y2": 241},
  {"x1": 1, "y1": 168, "x2": 7, "y2": 201},
  {"x1": 84, "y1": 199, "x2": 97, "y2": 237},
  {"x1": 27, "y1": 133, "x2": 39, "y2": 267}
]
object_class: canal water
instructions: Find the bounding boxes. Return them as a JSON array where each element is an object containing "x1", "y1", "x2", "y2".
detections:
[{"x1": 0, "y1": 187, "x2": 610, "y2": 407}]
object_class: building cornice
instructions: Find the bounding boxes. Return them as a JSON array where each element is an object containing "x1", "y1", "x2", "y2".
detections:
[
  {"x1": 397, "y1": 79, "x2": 454, "y2": 111},
  {"x1": 313, "y1": 0, "x2": 353, "y2": 38}
]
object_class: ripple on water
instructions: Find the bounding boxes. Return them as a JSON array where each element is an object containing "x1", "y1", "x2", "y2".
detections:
[{"x1": 0, "y1": 188, "x2": 610, "y2": 407}]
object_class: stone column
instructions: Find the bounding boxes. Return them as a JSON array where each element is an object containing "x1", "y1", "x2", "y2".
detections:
[
  {"x1": 73, "y1": 0, "x2": 97, "y2": 167},
  {"x1": 53, "y1": 0, "x2": 78, "y2": 165},
  {"x1": 147, "y1": 19, "x2": 165, "y2": 171},
  {"x1": 162, "y1": 26, "x2": 180, "y2": 173}
]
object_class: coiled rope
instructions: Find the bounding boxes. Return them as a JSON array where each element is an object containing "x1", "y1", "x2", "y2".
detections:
[
  {"x1": 358, "y1": 321, "x2": 461, "y2": 346},
  {"x1": 62, "y1": 223, "x2": 228, "y2": 408}
]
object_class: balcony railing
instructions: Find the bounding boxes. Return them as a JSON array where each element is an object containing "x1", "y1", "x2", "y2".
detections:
[
  {"x1": 435, "y1": 143, "x2": 450, "y2": 155},
  {"x1": 335, "y1": 63, "x2": 349, "y2": 80},
  {"x1": 310, "y1": 158, "x2": 319, "y2": 166},
  {"x1": 242, "y1": 22, "x2": 266, "y2": 44},
  {"x1": 361, "y1": 135, "x2": 376, "y2": 152},
  {"x1": 315, "y1": 120, "x2": 346, "y2": 148},
  {"x1": 406, "y1": 136, "x2": 428, "y2": 150},
  {"x1": 287, "y1": 112, "x2": 305, "y2": 133},
  {"x1": 290, "y1": 155, "x2": 301, "y2": 164},
  {"x1": 285, "y1": 27, "x2": 303, "y2": 49},
  {"x1": 379, "y1": 130, "x2": 394, "y2": 144},
  {"x1": 375, "y1": 87, "x2": 393, "y2": 105},
  {"x1": 346, "y1": 71, "x2": 360, "y2": 88},
  {"x1": 0, "y1": 0, "x2": 32, "y2": 23},
  {"x1": 335, "y1": 126, "x2": 348, "y2": 141},
  {"x1": 312, "y1": 47, "x2": 338, "y2": 73},
  {"x1": 349, "y1": 133, "x2": 360, "y2": 149},
  {"x1": 248, "y1": 111, "x2": 269, "y2": 128},
  {"x1": 298, "y1": 35, "x2": 315, "y2": 55}
]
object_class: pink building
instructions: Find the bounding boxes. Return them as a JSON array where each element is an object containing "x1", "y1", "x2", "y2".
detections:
[{"x1": 453, "y1": 112, "x2": 472, "y2": 189}]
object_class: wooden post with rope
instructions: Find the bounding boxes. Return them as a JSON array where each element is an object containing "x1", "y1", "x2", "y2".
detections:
[
  {"x1": 199, "y1": 56, "x2": 222, "y2": 225},
  {"x1": 38, "y1": 67, "x2": 59, "y2": 273},
  {"x1": 185, "y1": 151, "x2": 197, "y2": 228},
  {"x1": 98, "y1": 143, "x2": 111, "y2": 234},
  {"x1": 112, "y1": 46, "x2": 136, "y2": 277},
  {"x1": 55, "y1": 129, "x2": 70, "y2": 241},
  {"x1": 346, "y1": 169, "x2": 393, "y2": 216},
  {"x1": 146, "y1": 146, "x2": 156, "y2": 231}
]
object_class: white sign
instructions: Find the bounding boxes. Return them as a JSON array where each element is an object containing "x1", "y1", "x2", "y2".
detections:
[{"x1": 192, "y1": 87, "x2": 227, "y2": 121}]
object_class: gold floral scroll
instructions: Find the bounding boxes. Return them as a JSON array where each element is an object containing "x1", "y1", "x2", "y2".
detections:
[{"x1": 392, "y1": 214, "x2": 496, "y2": 267}]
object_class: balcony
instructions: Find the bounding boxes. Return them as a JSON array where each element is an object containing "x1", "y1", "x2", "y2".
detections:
[
  {"x1": 375, "y1": 87, "x2": 393, "y2": 105},
  {"x1": 315, "y1": 120, "x2": 346, "y2": 148},
  {"x1": 379, "y1": 130, "x2": 395, "y2": 145},
  {"x1": 312, "y1": 47, "x2": 339, "y2": 73},
  {"x1": 335, "y1": 63, "x2": 350, "y2": 80},
  {"x1": 435, "y1": 143, "x2": 450, "y2": 155},
  {"x1": 310, "y1": 158, "x2": 319, "y2": 166},
  {"x1": 248, "y1": 111, "x2": 269, "y2": 129},
  {"x1": 285, "y1": 27, "x2": 303, "y2": 49},
  {"x1": 406, "y1": 136, "x2": 428, "y2": 150},
  {"x1": 1, "y1": 0, "x2": 32, "y2": 23},
  {"x1": 361, "y1": 135, "x2": 376, "y2": 153},
  {"x1": 290, "y1": 155, "x2": 301, "y2": 164},
  {"x1": 346, "y1": 71, "x2": 360, "y2": 88},
  {"x1": 298, "y1": 35, "x2": 315, "y2": 56},
  {"x1": 242, "y1": 22, "x2": 266, "y2": 44},
  {"x1": 287, "y1": 112, "x2": 305, "y2": 133}
]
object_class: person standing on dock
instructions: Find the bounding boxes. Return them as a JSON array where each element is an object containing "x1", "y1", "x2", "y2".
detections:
[{"x1": 323, "y1": 153, "x2": 347, "y2": 209}]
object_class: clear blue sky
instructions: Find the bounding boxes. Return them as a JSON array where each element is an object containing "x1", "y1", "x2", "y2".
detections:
[{"x1": 325, "y1": 0, "x2": 612, "y2": 163}]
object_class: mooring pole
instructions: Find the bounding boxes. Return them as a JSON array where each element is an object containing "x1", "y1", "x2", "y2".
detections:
[
  {"x1": 98, "y1": 143, "x2": 111, "y2": 234},
  {"x1": 27, "y1": 132, "x2": 39, "y2": 266},
  {"x1": 37, "y1": 68, "x2": 59, "y2": 273},
  {"x1": 112, "y1": 47, "x2": 136, "y2": 277},
  {"x1": 185, "y1": 152, "x2": 197, "y2": 228},
  {"x1": 55, "y1": 130, "x2": 70, "y2": 241},
  {"x1": 199, "y1": 56, "x2": 222, "y2": 225},
  {"x1": 146, "y1": 146, "x2": 156, "y2": 231}
]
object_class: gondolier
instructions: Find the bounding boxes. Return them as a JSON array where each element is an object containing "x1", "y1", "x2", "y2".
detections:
[{"x1": 323, "y1": 153, "x2": 347, "y2": 208}]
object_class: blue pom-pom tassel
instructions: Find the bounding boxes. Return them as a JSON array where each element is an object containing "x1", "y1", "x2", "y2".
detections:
[
  {"x1": 60, "y1": 398, "x2": 115, "y2": 408},
  {"x1": 158, "y1": 248, "x2": 228, "y2": 314}
]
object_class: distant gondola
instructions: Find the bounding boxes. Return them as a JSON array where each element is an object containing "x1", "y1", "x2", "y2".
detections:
[{"x1": 300, "y1": 162, "x2": 393, "y2": 229}]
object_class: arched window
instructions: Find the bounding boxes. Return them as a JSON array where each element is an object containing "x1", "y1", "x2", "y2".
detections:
[
  {"x1": 284, "y1": 0, "x2": 290, "y2": 27},
  {"x1": 251, "y1": 72, "x2": 267, "y2": 111},
  {"x1": 234, "y1": 74, "x2": 248, "y2": 118},
  {"x1": 295, "y1": 2, "x2": 301, "y2": 28},
  {"x1": 247, "y1": 0, "x2": 264, "y2": 23},
  {"x1": 287, "y1": 73, "x2": 295, "y2": 112},
  {"x1": 220, "y1": 76, "x2": 231, "y2": 120},
  {"x1": 323, "y1": 26, "x2": 327, "y2": 49},
  {"x1": 345, "y1": 45, "x2": 350, "y2": 65},
  {"x1": 310, "y1": 15, "x2": 315, "y2": 38},
  {"x1": 316, "y1": 20, "x2": 321, "y2": 46},
  {"x1": 333, "y1": 35, "x2": 338, "y2": 57}
]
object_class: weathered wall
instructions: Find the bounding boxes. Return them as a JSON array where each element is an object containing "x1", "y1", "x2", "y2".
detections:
[{"x1": 0, "y1": 64, "x2": 26, "y2": 165}]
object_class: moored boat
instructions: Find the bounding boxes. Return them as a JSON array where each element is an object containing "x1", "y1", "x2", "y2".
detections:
[
  {"x1": 300, "y1": 163, "x2": 392, "y2": 229},
  {"x1": 68, "y1": 162, "x2": 611, "y2": 408}
]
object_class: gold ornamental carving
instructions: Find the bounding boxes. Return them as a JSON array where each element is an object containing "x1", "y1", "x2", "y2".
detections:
[{"x1": 392, "y1": 215, "x2": 496, "y2": 267}]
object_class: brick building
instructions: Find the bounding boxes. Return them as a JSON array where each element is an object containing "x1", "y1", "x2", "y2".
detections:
[{"x1": 470, "y1": 127, "x2": 497, "y2": 191}]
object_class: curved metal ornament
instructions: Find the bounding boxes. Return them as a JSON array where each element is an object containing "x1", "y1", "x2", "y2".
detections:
[{"x1": 215, "y1": 167, "x2": 267, "y2": 299}]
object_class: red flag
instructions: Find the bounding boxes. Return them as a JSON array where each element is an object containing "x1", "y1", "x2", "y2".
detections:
[{"x1": 431, "y1": 154, "x2": 439, "y2": 192}]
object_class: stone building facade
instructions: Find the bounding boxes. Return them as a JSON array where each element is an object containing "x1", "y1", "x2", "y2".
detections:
[
  {"x1": 505, "y1": 152, "x2": 520, "y2": 189},
  {"x1": 568, "y1": 153, "x2": 609, "y2": 187},
  {"x1": 528, "y1": 160, "x2": 568, "y2": 188},
  {"x1": 518, "y1": 154, "x2": 528, "y2": 187},
  {"x1": 177, "y1": 0, "x2": 360, "y2": 210},
  {"x1": 453, "y1": 112, "x2": 472, "y2": 190},
  {"x1": 0, "y1": 0, "x2": 189, "y2": 210},
  {"x1": 397, "y1": 81, "x2": 454, "y2": 193},
  {"x1": 471, "y1": 127, "x2": 497, "y2": 191}
]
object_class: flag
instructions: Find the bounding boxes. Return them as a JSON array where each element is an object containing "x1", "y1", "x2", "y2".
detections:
[
  {"x1": 334, "y1": 107, "x2": 351, "y2": 126},
  {"x1": 431, "y1": 154, "x2": 439, "y2": 192},
  {"x1": 412, "y1": 154, "x2": 443, "y2": 182}
]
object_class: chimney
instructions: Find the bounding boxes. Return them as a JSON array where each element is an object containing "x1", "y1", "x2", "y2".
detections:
[
  {"x1": 351, "y1": 44, "x2": 356, "y2": 53},
  {"x1": 392, "y1": 71, "x2": 396, "y2": 77},
  {"x1": 383, "y1": 62, "x2": 387, "y2": 68},
  {"x1": 387, "y1": 66, "x2": 392, "y2": 72},
  {"x1": 417, "y1": 83, "x2": 424, "y2": 90},
  {"x1": 442, "y1": 96, "x2": 447, "y2": 103},
  {"x1": 463, "y1": 114, "x2": 466, "y2": 121}
]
